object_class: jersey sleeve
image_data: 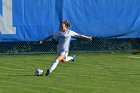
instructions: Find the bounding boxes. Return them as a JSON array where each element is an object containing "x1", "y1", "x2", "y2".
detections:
[
  {"x1": 69, "y1": 30, "x2": 78, "y2": 36},
  {"x1": 53, "y1": 31, "x2": 59, "y2": 37}
]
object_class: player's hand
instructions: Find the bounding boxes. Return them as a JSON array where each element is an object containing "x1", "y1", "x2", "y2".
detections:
[
  {"x1": 88, "y1": 37, "x2": 92, "y2": 41},
  {"x1": 40, "y1": 41, "x2": 43, "y2": 44}
]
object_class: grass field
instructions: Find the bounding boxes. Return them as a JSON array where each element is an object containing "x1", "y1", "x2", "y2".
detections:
[{"x1": 0, "y1": 54, "x2": 140, "y2": 93}]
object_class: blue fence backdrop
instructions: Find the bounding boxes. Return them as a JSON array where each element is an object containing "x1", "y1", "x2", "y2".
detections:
[{"x1": 0, "y1": 0, "x2": 140, "y2": 42}]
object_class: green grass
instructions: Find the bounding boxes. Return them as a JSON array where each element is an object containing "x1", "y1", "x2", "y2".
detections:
[{"x1": 0, "y1": 54, "x2": 140, "y2": 93}]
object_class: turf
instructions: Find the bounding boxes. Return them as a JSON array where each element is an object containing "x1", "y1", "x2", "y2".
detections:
[{"x1": 0, "y1": 54, "x2": 140, "y2": 93}]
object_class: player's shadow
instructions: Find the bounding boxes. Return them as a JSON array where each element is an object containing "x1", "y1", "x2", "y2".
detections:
[{"x1": 8, "y1": 74, "x2": 35, "y2": 77}]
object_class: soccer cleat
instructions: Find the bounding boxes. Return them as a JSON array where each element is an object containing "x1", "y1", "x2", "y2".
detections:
[
  {"x1": 72, "y1": 55, "x2": 76, "y2": 61},
  {"x1": 45, "y1": 69, "x2": 50, "y2": 76}
]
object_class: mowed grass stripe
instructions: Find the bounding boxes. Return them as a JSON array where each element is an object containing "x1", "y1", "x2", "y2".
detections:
[{"x1": 0, "y1": 54, "x2": 140, "y2": 93}]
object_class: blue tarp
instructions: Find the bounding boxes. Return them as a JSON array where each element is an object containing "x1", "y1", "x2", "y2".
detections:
[{"x1": 0, "y1": 0, "x2": 140, "y2": 41}]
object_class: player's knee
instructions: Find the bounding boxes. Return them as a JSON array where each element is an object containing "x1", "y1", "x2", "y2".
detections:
[{"x1": 56, "y1": 55, "x2": 65, "y2": 62}]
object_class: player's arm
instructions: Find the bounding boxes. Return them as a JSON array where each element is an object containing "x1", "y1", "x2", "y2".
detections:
[
  {"x1": 40, "y1": 35, "x2": 53, "y2": 44},
  {"x1": 76, "y1": 34, "x2": 92, "y2": 40}
]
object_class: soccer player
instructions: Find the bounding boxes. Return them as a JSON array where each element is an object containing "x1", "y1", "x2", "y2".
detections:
[{"x1": 40, "y1": 20, "x2": 92, "y2": 76}]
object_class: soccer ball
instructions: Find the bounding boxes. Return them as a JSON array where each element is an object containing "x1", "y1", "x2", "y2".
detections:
[{"x1": 35, "y1": 68, "x2": 44, "y2": 76}]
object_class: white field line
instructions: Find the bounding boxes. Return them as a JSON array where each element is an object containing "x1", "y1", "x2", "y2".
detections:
[
  {"x1": 128, "y1": 56, "x2": 140, "y2": 59},
  {"x1": 0, "y1": 66, "x2": 24, "y2": 71}
]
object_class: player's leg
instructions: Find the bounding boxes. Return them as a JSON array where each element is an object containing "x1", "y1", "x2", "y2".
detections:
[
  {"x1": 63, "y1": 51, "x2": 71, "y2": 62},
  {"x1": 63, "y1": 56, "x2": 73, "y2": 62},
  {"x1": 46, "y1": 55, "x2": 65, "y2": 76},
  {"x1": 50, "y1": 55, "x2": 65, "y2": 72},
  {"x1": 63, "y1": 52, "x2": 76, "y2": 62}
]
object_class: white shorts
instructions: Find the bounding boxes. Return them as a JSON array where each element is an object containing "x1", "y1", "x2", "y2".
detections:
[{"x1": 57, "y1": 51, "x2": 68, "y2": 57}]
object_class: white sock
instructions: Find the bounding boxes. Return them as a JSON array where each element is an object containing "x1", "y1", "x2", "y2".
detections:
[
  {"x1": 63, "y1": 56, "x2": 73, "y2": 62},
  {"x1": 49, "y1": 59, "x2": 59, "y2": 73}
]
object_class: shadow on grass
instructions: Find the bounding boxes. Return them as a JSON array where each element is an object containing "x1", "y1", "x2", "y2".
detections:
[{"x1": 8, "y1": 74, "x2": 36, "y2": 77}]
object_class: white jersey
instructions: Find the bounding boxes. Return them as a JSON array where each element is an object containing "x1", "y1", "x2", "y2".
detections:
[{"x1": 53, "y1": 30, "x2": 78, "y2": 52}]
